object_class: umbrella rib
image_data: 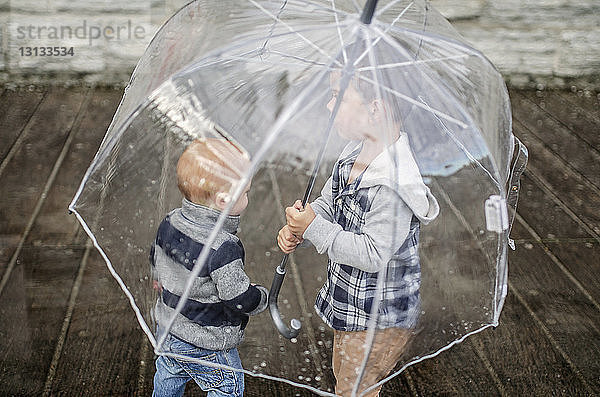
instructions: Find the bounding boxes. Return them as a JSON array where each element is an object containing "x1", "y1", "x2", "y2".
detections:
[
  {"x1": 376, "y1": 0, "x2": 414, "y2": 40},
  {"x1": 331, "y1": 0, "x2": 348, "y2": 64},
  {"x1": 380, "y1": 22, "x2": 490, "y2": 61},
  {"x1": 356, "y1": 54, "x2": 469, "y2": 71},
  {"x1": 351, "y1": 29, "x2": 389, "y2": 397},
  {"x1": 259, "y1": 0, "x2": 290, "y2": 53},
  {"x1": 285, "y1": 0, "x2": 351, "y2": 14},
  {"x1": 267, "y1": 49, "x2": 335, "y2": 68},
  {"x1": 380, "y1": 0, "x2": 414, "y2": 31},
  {"x1": 218, "y1": 51, "x2": 331, "y2": 69},
  {"x1": 174, "y1": 21, "x2": 349, "y2": 78},
  {"x1": 370, "y1": 26, "x2": 471, "y2": 128},
  {"x1": 246, "y1": 0, "x2": 345, "y2": 67},
  {"x1": 357, "y1": 73, "x2": 467, "y2": 128},
  {"x1": 353, "y1": 1, "x2": 414, "y2": 67},
  {"x1": 373, "y1": 23, "x2": 488, "y2": 131},
  {"x1": 418, "y1": 95, "x2": 501, "y2": 189}
]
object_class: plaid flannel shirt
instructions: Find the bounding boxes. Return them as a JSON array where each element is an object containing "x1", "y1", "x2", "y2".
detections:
[{"x1": 311, "y1": 143, "x2": 422, "y2": 331}]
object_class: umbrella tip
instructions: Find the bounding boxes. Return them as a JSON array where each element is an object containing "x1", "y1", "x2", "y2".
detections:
[{"x1": 360, "y1": 0, "x2": 379, "y2": 24}]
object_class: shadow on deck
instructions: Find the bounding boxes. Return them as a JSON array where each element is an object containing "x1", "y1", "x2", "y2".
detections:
[{"x1": 0, "y1": 86, "x2": 599, "y2": 396}]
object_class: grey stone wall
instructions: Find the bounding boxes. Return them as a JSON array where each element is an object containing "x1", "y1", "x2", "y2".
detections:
[
  {"x1": 1, "y1": 0, "x2": 598, "y2": 89},
  {"x1": 432, "y1": 0, "x2": 600, "y2": 89}
]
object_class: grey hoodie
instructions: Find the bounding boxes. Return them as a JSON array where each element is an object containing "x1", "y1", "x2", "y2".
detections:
[{"x1": 305, "y1": 134, "x2": 439, "y2": 273}]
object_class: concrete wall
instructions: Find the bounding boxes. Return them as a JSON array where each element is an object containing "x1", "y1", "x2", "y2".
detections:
[{"x1": 1, "y1": 0, "x2": 598, "y2": 89}]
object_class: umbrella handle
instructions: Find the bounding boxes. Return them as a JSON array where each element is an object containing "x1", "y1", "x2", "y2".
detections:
[
  {"x1": 268, "y1": 100, "x2": 337, "y2": 339},
  {"x1": 268, "y1": 255, "x2": 301, "y2": 339}
]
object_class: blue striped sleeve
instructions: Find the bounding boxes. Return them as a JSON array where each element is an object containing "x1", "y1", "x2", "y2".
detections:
[{"x1": 222, "y1": 285, "x2": 262, "y2": 313}]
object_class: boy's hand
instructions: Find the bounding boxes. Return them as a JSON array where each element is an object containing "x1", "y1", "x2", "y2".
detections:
[
  {"x1": 285, "y1": 200, "x2": 316, "y2": 237},
  {"x1": 277, "y1": 225, "x2": 303, "y2": 254}
]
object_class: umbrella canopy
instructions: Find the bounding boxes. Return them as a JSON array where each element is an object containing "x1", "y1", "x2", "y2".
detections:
[{"x1": 70, "y1": 0, "x2": 527, "y2": 395}]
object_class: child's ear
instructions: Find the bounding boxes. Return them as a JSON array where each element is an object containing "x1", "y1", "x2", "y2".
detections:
[
  {"x1": 371, "y1": 99, "x2": 392, "y2": 125},
  {"x1": 215, "y1": 192, "x2": 231, "y2": 211},
  {"x1": 371, "y1": 99, "x2": 383, "y2": 114}
]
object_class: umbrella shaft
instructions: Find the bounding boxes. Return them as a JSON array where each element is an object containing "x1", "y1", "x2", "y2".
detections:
[
  {"x1": 360, "y1": 0, "x2": 379, "y2": 24},
  {"x1": 302, "y1": 159, "x2": 321, "y2": 206},
  {"x1": 277, "y1": 253, "x2": 289, "y2": 272}
]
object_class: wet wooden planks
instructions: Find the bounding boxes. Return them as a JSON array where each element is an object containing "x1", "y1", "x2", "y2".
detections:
[
  {"x1": 42, "y1": 90, "x2": 148, "y2": 396},
  {"x1": 0, "y1": 86, "x2": 598, "y2": 396},
  {"x1": 0, "y1": 87, "x2": 88, "y2": 395},
  {"x1": 0, "y1": 88, "x2": 46, "y2": 164}
]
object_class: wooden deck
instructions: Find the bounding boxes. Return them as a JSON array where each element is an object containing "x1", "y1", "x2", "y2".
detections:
[{"x1": 0, "y1": 86, "x2": 599, "y2": 396}]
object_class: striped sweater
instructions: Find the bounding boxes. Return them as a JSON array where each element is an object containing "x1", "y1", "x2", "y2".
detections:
[{"x1": 151, "y1": 199, "x2": 268, "y2": 350}]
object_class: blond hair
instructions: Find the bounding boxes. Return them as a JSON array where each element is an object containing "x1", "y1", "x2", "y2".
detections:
[{"x1": 177, "y1": 138, "x2": 249, "y2": 206}]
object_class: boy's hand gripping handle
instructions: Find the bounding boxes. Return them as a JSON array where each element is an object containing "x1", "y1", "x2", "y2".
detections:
[
  {"x1": 269, "y1": 254, "x2": 301, "y2": 339},
  {"x1": 268, "y1": 174, "x2": 315, "y2": 339},
  {"x1": 268, "y1": 100, "x2": 337, "y2": 339}
]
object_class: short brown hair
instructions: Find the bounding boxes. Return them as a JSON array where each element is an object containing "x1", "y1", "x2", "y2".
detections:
[
  {"x1": 176, "y1": 138, "x2": 249, "y2": 206},
  {"x1": 335, "y1": 40, "x2": 404, "y2": 125}
]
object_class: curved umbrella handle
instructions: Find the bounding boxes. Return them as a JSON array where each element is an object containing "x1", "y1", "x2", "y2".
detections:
[
  {"x1": 267, "y1": 90, "x2": 341, "y2": 339},
  {"x1": 269, "y1": 255, "x2": 301, "y2": 339}
]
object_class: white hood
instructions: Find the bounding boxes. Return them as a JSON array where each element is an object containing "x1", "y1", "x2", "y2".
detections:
[{"x1": 354, "y1": 134, "x2": 440, "y2": 224}]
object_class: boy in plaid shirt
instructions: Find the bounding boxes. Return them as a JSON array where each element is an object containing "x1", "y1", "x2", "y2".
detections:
[{"x1": 278, "y1": 70, "x2": 439, "y2": 396}]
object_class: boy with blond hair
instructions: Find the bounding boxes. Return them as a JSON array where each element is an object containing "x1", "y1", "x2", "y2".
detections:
[{"x1": 152, "y1": 138, "x2": 268, "y2": 397}]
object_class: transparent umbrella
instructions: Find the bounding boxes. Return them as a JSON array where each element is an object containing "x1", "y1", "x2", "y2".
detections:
[{"x1": 69, "y1": 0, "x2": 528, "y2": 395}]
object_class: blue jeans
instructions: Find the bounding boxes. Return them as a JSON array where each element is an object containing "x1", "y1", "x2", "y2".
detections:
[{"x1": 153, "y1": 333, "x2": 244, "y2": 397}]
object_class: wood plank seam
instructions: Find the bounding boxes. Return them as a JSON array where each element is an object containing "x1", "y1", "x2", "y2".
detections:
[
  {"x1": 556, "y1": 91, "x2": 600, "y2": 125},
  {"x1": 507, "y1": 283, "x2": 594, "y2": 395},
  {"x1": 513, "y1": 117, "x2": 600, "y2": 195},
  {"x1": 42, "y1": 238, "x2": 93, "y2": 396},
  {"x1": 517, "y1": 91, "x2": 600, "y2": 158},
  {"x1": 522, "y1": 166, "x2": 600, "y2": 243},
  {"x1": 472, "y1": 339, "x2": 507, "y2": 397},
  {"x1": 402, "y1": 369, "x2": 419, "y2": 397},
  {"x1": 514, "y1": 212, "x2": 600, "y2": 321},
  {"x1": 0, "y1": 89, "x2": 92, "y2": 297},
  {"x1": 134, "y1": 338, "x2": 151, "y2": 397},
  {"x1": 0, "y1": 89, "x2": 48, "y2": 176}
]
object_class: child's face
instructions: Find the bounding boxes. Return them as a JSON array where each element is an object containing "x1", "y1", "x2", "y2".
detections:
[{"x1": 327, "y1": 73, "x2": 374, "y2": 141}]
